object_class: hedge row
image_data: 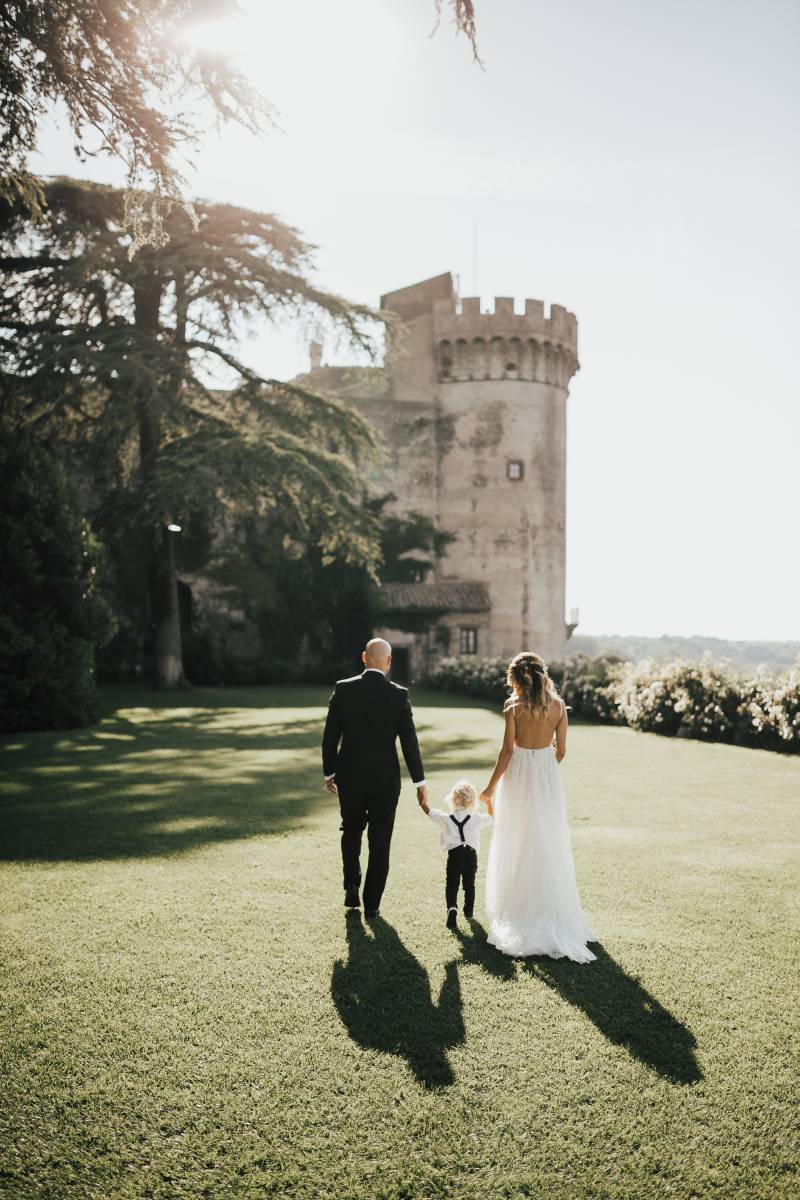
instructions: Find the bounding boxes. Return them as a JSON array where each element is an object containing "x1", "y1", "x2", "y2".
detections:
[{"x1": 425, "y1": 653, "x2": 800, "y2": 755}]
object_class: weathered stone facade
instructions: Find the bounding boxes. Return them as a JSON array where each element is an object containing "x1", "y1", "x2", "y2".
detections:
[{"x1": 294, "y1": 272, "x2": 580, "y2": 677}]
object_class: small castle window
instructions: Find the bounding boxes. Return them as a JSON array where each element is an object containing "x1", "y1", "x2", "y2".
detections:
[
  {"x1": 460, "y1": 627, "x2": 478, "y2": 655},
  {"x1": 507, "y1": 460, "x2": 524, "y2": 481}
]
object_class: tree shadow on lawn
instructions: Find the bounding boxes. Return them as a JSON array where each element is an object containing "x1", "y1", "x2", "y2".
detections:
[
  {"x1": 0, "y1": 708, "x2": 493, "y2": 865},
  {"x1": 0, "y1": 705, "x2": 335, "y2": 864},
  {"x1": 411, "y1": 689, "x2": 501, "y2": 713},
  {"x1": 331, "y1": 912, "x2": 465, "y2": 1089},
  {"x1": 96, "y1": 684, "x2": 333, "y2": 714},
  {"x1": 522, "y1": 943, "x2": 703, "y2": 1085}
]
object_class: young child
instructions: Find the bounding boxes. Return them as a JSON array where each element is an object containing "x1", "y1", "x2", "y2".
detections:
[{"x1": 421, "y1": 780, "x2": 494, "y2": 928}]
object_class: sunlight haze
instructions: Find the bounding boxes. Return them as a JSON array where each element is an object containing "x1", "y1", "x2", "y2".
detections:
[{"x1": 33, "y1": 0, "x2": 800, "y2": 642}]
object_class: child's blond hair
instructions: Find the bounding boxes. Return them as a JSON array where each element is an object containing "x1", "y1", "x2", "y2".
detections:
[{"x1": 445, "y1": 780, "x2": 478, "y2": 812}]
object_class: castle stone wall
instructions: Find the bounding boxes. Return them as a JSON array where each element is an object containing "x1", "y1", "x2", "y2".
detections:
[
  {"x1": 435, "y1": 377, "x2": 568, "y2": 660},
  {"x1": 295, "y1": 274, "x2": 579, "y2": 666},
  {"x1": 351, "y1": 392, "x2": 439, "y2": 525},
  {"x1": 406, "y1": 279, "x2": 578, "y2": 663}
]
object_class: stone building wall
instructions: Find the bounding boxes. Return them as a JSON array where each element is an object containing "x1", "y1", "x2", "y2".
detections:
[
  {"x1": 294, "y1": 272, "x2": 580, "y2": 667},
  {"x1": 425, "y1": 291, "x2": 578, "y2": 661},
  {"x1": 434, "y1": 377, "x2": 568, "y2": 660}
]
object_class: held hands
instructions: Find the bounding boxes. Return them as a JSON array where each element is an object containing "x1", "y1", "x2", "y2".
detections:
[
  {"x1": 479, "y1": 789, "x2": 494, "y2": 814},
  {"x1": 416, "y1": 783, "x2": 429, "y2": 814},
  {"x1": 324, "y1": 776, "x2": 338, "y2": 795}
]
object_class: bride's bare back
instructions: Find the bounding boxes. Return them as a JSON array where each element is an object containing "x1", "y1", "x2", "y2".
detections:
[
  {"x1": 511, "y1": 696, "x2": 567, "y2": 753},
  {"x1": 481, "y1": 680, "x2": 568, "y2": 804}
]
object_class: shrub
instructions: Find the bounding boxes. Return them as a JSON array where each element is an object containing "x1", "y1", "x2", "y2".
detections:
[
  {"x1": 735, "y1": 665, "x2": 800, "y2": 753},
  {"x1": 611, "y1": 655, "x2": 742, "y2": 742},
  {"x1": 0, "y1": 422, "x2": 112, "y2": 731},
  {"x1": 425, "y1": 651, "x2": 800, "y2": 754},
  {"x1": 425, "y1": 656, "x2": 511, "y2": 705},
  {"x1": 425, "y1": 653, "x2": 622, "y2": 722},
  {"x1": 560, "y1": 654, "x2": 625, "y2": 723},
  {"x1": 610, "y1": 654, "x2": 800, "y2": 753}
]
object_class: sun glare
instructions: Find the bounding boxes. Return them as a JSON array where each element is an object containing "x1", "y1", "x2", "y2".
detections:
[{"x1": 176, "y1": 16, "x2": 253, "y2": 59}]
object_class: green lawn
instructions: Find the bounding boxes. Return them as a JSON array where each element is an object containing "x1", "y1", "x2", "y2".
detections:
[{"x1": 1, "y1": 686, "x2": 798, "y2": 1200}]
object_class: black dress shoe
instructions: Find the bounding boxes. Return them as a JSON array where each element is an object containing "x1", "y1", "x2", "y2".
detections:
[
  {"x1": 344, "y1": 887, "x2": 360, "y2": 908},
  {"x1": 446, "y1": 908, "x2": 458, "y2": 929},
  {"x1": 463, "y1": 907, "x2": 474, "y2": 919}
]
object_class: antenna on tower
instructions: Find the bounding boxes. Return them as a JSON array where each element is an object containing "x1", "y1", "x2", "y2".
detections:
[{"x1": 472, "y1": 222, "x2": 478, "y2": 296}]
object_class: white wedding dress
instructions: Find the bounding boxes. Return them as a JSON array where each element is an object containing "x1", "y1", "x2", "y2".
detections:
[{"x1": 486, "y1": 742, "x2": 596, "y2": 963}]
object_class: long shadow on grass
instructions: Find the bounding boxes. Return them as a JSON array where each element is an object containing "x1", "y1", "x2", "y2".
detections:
[
  {"x1": 331, "y1": 912, "x2": 465, "y2": 1089},
  {"x1": 453, "y1": 918, "x2": 517, "y2": 982},
  {"x1": 522, "y1": 943, "x2": 703, "y2": 1084}
]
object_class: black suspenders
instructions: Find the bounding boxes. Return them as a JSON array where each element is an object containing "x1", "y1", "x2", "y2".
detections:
[{"x1": 449, "y1": 814, "x2": 471, "y2": 843}]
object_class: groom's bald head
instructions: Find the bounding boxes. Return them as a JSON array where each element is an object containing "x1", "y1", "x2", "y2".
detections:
[{"x1": 363, "y1": 638, "x2": 392, "y2": 670}]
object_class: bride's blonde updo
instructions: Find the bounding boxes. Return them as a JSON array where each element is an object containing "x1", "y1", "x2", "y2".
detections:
[{"x1": 504, "y1": 651, "x2": 560, "y2": 718}]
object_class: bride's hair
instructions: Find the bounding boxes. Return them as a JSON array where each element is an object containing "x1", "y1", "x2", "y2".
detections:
[{"x1": 504, "y1": 652, "x2": 560, "y2": 718}]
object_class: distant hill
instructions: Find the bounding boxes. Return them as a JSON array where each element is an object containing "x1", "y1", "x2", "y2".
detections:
[{"x1": 569, "y1": 634, "x2": 800, "y2": 673}]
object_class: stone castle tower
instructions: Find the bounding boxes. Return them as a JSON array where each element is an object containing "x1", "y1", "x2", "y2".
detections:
[{"x1": 297, "y1": 272, "x2": 580, "y2": 680}]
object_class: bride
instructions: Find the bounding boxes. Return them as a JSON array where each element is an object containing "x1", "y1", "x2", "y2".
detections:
[{"x1": 480, "y1": 652, "x2": 596, "y2": 964}]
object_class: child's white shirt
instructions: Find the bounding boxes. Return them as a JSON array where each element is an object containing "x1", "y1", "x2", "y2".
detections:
[{"x1": 427, "y1": 808, "x2": 493, "y2": 852}]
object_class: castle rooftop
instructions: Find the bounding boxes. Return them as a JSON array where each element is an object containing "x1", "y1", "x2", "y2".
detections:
[
  {"x1": 380, "y1": 580, "x2": 491, "y2": 614},
  {"x1": 381, "y1": 272, "x2": 577, "y2": 352}
]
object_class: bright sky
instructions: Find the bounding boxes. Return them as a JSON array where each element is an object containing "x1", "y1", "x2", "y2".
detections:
[{"x1": 34, "y1": 0, "x2": 800, "y2": 641}]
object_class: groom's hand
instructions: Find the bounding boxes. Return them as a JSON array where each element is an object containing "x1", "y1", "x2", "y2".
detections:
[
  {"x1": 324, "y1": 776, "x2": 338, "y2": 794},
  {"x1": 416, "y1": 783, "x2": 428, "y2": 808}
]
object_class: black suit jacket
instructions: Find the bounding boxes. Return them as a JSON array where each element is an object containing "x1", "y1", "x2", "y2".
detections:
[{"x1": 321, "y1": 670, "x2": 425, "y2": 798}]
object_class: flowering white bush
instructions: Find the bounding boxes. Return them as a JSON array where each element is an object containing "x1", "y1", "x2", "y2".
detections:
[
  {"x1": 611, "y1": 655, "x2": 740, "y2": 740},
  {"x1": 560, "y1": 654, "x2": 624, "y2": 723},
  {"x1": 609, "y1": 653, "x2": 799, "y2": 752},
  {"x1": 735, "y1": 663, "x2": 800, "y2": 752},
  {"x1": 425, "y1": 653, "x2": 800, "y2": 754}
]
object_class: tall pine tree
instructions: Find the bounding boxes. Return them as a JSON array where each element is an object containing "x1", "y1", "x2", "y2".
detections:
[{"x1": 0, "y1": 178, "x2": 383, "y2": 687}]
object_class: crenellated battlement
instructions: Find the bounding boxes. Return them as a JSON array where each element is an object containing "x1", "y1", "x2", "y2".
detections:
[
  {"x1": 379, "y1": 274, "x2": 579, "y2": 388},
  {"x1": 432, "y1": 294, "x2": 578, "y2": 348},
  {"x1": 431, "y1": 294, "x2": 578, "y2": 386}
]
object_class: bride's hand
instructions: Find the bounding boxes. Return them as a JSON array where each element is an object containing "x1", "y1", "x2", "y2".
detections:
[{"x1": 479, "y1": 790, "x2": 493, "y2": 805}]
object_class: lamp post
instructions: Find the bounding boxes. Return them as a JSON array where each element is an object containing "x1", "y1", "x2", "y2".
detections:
[
  {"x1": 154, "y1": 520, "x2": 185, "y2": 689},
  {"x1": 166, "y1": 522, "x2": 182, "y2": 580}
]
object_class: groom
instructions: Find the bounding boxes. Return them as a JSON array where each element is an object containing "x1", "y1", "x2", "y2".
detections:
[{"x1": 322, "y1": 638, "x2": 428, "y2": 917}]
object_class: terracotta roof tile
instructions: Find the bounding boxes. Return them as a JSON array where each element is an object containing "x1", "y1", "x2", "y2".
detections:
[{"x1": 379, "y1": 581, "x2": 490, "y2": 613}]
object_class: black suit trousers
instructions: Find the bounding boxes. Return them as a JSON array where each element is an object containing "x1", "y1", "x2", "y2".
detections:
[
  {"x1": 446, "y1": 845, "x2": 478, "y2": 914},
  {"x1": 338, "y1": 784, "x2": 398, "y2": 912}
]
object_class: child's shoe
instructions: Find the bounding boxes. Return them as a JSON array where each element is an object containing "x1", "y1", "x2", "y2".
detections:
[
  {"x1": 463, "y1": 906, "x2": 474, "y2": 919},
  {"x1": 446, "y1": 907, "x2": 458, "y2": 929}
]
